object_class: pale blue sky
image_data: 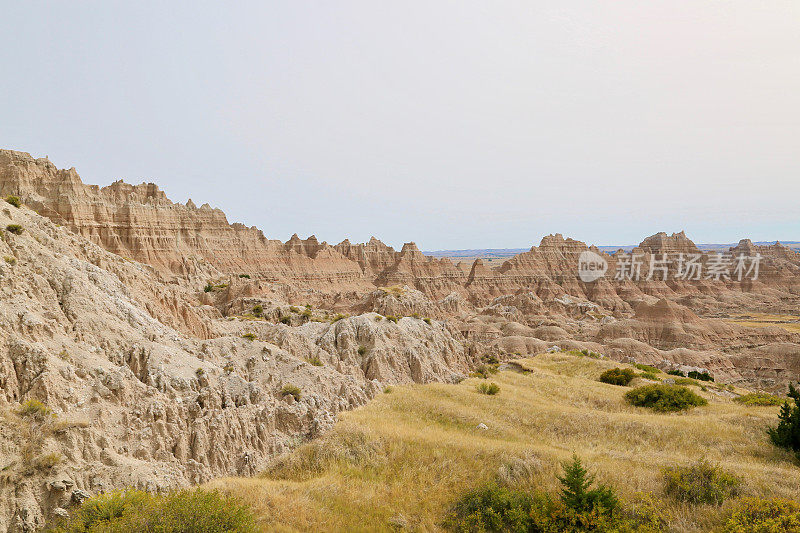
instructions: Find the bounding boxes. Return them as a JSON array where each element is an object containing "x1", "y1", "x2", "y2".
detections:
[{"x1": 1, "y1": 1, "x2": 798, "y2": 249}]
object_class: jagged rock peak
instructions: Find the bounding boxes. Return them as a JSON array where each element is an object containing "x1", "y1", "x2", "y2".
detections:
[{"x1": 638, "y1": 231, "x2": 699, "y2": 254}]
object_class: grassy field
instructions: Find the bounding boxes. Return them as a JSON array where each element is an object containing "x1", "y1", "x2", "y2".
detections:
[
  {"x1": 212, "y1": 353, "x2": 799, "y2": 532},
  {"x1": 724, "y1": 312, "x2": 800, "y2": 334}
]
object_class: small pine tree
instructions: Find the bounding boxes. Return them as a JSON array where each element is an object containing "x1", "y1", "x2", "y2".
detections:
[
  {"x1": 768, "y1": 382, "x2": 800, "y2": 460},
  {"x1": 558, "y1": 455, "x2": 618, "y2": 515}
]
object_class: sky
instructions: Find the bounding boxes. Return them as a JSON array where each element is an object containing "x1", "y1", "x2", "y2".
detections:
[{"x1": 1, "y1": 1, "x2": 798, "y2": 250}]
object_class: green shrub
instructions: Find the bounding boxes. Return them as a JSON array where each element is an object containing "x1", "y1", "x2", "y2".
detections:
[
  {"x1": 241, "y1": 333, "x2": 256, "y2": 341},
  {"x1": 5, "y1": 195, "x2": 21, "y2": 208},
  {"x1": 17, "y1": 399, "x2": 52, "y2": 420},
  {"x1": 735, "y1": 392, "x2": 784, "y2": 406},
  {"x1": 4, "y1": 255, "x2": 16, "y2": 265},
  {"x1": 307, "y1": 356, "x2": 323, "y2": 367},
  {"x1": 634, "y1": 363, "x2": 660, "y2": 374},
  {"x1": 252, "y1": 305, "x2": 263, "y2": 317},
  {"x1": 331, "y1": 313, "x2": 348, "y2": 323},
  {"x1": 483, "y1": 354, "x2": 500, "y2": 365},
  {"x1": 477, "y1": 382, "x2": 500, "y2": 395},
  {"x1": 238, "y1": 273, "x2": 251, "y2": 279},
  {"x1": 281, "y1": 384, "x2": 302, "y2": 400},
  {"x1": 5, "y1": 224, "x2": 23, "y2": 235},
  {"x1": 599, "y1": 367, "x2": 636, "y2": 386},
  {"x1": 723, "y1": 498, "x2": 800, "y2": 533},
  {"x1": 203, "y1": 283, "x2": 213, "y2": 293},
  {"x1": 687, "y1": 370, "x2": 714, "y2": 382},
  {"x1": 300, "y1": 308, "x2": 312, "y2": 319},
  {"x1": 444, "y1": 484, "x2": 537, "y2": 532},
  {"x1": 279, "y1": 316, "x2": 291, "y2": 325},
  {"x1": 357, "y1": 345, "x2": 367, "y2": 356},
  {"x1": 51, "y1": 489, "x2": 256, "y2": 532},
  {"x1": 662, "y1": 459, "x2": 741, "y2": 505},
  {"x1": 423, "y1": 317, "x2": 431, "y2": 325},
  {"x1": 639, "y1": 372, "x2": 660, "y2": 381},
  {"x1": 445, "y1": 458, "x2": 626, "y2": 533},
  {"x1": 667, "y1": 369, "x2": 686, "y2": 377},
  {"x1": 385, "y1": 315, "x2": 399, "y2": 323},
  {"x1": 625, "y1": 384, "x2": 708, "y2": 412},
  {"x1": 768, "y1": 382, "x2": 800, "y2": 460},
  {"x1": 289, "y1": 306, "x2": 300, "y2": 313},
  {"x1": 558, "y1": 454, "x2": 618, "y2": 515},
  {"x1": 473, "y1": 364, "x2": 498, "y2": 379}
]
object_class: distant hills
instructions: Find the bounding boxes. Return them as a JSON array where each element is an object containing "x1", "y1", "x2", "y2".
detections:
[{"x1": 425, "y1": 241, "x2": 800, "y2": 258}]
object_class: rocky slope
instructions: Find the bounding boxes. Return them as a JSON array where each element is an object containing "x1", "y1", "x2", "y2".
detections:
[{"x1": 1, "y1": 149, "x2": 799, "y2": 530}]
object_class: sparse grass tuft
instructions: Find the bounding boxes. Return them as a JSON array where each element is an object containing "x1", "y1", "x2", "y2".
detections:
[
  {"x1": 476, "y1": 382, "x2": 500, "y2": 395},
  {"x1": 281, "y1": 384, "x2": 302, "y2": 400},
  {"x1": 331, "y1": 313, "x2": 348, "y2": 323},
  {"x1": 5, "y1": 195, "x2": 21, "y2": 208},
  {"x1": 17, "y1": 399, "x2": 52, "y2": 420},
  {"x1": 634, "y1": 363, "x2": 660, "y2": 374},
  {"x1": 423, "y1": 317, "x2": 432, "y2": 325},
  {"x1": 239, "y1": 273, "x2": 251, "y2": 279},
  {"x1": 252, "y1": 305, "x2": 263, "y2": 318},
  {"x1": 625, "y1": 384, "x2": 707, "y2": 412},
  {"x1": 5, "y1": 224, "x2": 23, "y2": 235},
  {"x1": 34, "y1": 452, "x2": 62, "y2": 470},
  {"x1": 3, "y1": 255, "x2": 16, "y2": 265},
  {"x1": 241, "y1": 333, "x2": 256, "y2": 341},
  {"x1": 307, "y1": 356, "x2": 323, "y2": 367},
  {"x1": 357, "y1": 345, "x2": 367, "y2": 356},
  {"x1": 384, "y1": 315, "x2": 399, "y2": 323}
]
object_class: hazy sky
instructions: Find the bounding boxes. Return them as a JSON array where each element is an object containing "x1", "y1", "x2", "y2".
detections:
[{"x1": 2, "y1": 1, "x2": 798, "y2": 250}]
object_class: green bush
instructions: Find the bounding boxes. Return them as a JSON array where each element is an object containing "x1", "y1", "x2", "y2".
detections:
[
  {"x1": 687, "y1": 370, "x2": 714, "y2": 382},
  {"x1": 768, "y1": 382, "x2": 800, "y2": 460},
  {"x1": 252, "y1": 305, "x2": 263, "y2": 317},
  {"x1": 307, "y1": 356, "x2": 323, "y2": 367},
  {"x1": 477, "y1": 382, "x2": 500, "y2": 395},
  {"x1": 473, "y1": 364, "x2": 498, "y2": 379},
  {"x1": 385, "y1": 315, "x2": 399, "y2": 323},
  {"x1": 483, "y1": 354, "x2": 500, "y2": 365},
  {"x1": 281, "y1": 384, "x2": 302, "y2": 400},
  {"x1": 662, "y1": 459, "x2": 741, "y2": 505},
  {"x1": 289, "y1": 306, "x2": 300, "y2": 313},
  {"x1": 5, "y1": 224, "x2": 23, "y2": 235},
  {"x1": 423, "y1": 317, "x2": 432, "y2": 325},
  {"x1": 445, "y1": 457, "x2": 628, "y2": 533},
  {"x1": 734, "y1": 392, "x2": 784, "y2": 406},
  {"x1": 331, "y1": 313, "x2": 348, "y2": 323},
  {"x1": 667, "y1": 369, "x2": 686, "y2": 377},
  {"x1": 723, "y1": 498, "x2": 800, "y2": 533},
  {"x1": 357, "y1": 345, "x2": 367, "y2": 356},
  {"x1": 203, "y1": 283, "x2": 213, "y2": 293},
  {"x1": 5, "y1": 195, "x2": 21, "y2": 208},
  {"x1": 634, "y1": 363, "x2": 660, "y2": 374},
  {"x1": 238, "y1": 273, "x2": 251, "y2": 279},
  {"x1": 241, "y1": 332, "x2": 256, "y2": 341},
  {"x1": 625, "y1": 384, "x2": 707, "y2": 412},
  {"x1": 599, "y1": 368, "x2": 636, "y2": 386},
  {"x1": 51, "y1": 489, "x2": 256, "y2": 532},
  {"x1": 279, "y1": 316, "x2": 291, "y2": 325},
  {"x1": 444, "y1": 484, "x2": 537, "y2": 532}
]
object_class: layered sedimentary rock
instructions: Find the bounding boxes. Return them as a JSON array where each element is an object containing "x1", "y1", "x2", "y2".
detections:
[{"x1": 2, "y1": 149, "x2": 800, "y2": 530}]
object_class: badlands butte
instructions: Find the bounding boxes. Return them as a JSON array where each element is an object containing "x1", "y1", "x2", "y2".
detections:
[{"x1": 0, "y1": 149, "x2": 799, "y2": 530}]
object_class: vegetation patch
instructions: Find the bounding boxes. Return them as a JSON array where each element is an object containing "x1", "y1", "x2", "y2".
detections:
[
  {"x1": 307, "y1": 356, "x2": 323, "y2": 367},
  {"x1": 281, "y1": 384, "x2": 302, "y2": 400},
  {"x1": 687, "y1": 370, "x2": 714, "y2": 382},
  {"x1": 662, "y1": 459, "x2": 741, "y2": 505},
  {"x1": 5, "y1": 224, "x2": 23, "y2": 235},
  {"x1": 633, "y1": 363, "x2": 660, "y2": 374},
  {"x1": 599, "y1": 367, "x2": 636, "y2": 386},
  {"x1": 5, "y1": 195, "x2": 21, "y2": 208},
  {"x1": 251, "y1": 305, "x2": 263, "y2": 318},
  {"x1": 768, "y1": 382, "x2": 800, "y2": 460},
  {"x1": 723, "y1": 498, "x2": 800, "y2": 532},
  {"x1": 241, "y1": 333, "x2": 256, "y2": 341},
  {"x1": 476, "y1": 382, "x2": 500, "y2": 395},
  {"x1": 50, "y1": 489, "x2": 256, "y2": 532},
  {"x1": 734, "y1": 392, "x2": 784, "y2": 406},
  {"x1": 445, "y1": 456, "x2": 640, "y2": 532},
  {"x1": 625, "y1": 384, "x2": 707, "y2": 412}
]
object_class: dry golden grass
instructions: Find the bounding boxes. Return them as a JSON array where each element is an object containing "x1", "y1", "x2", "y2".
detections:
[
  {"x1": 725, "y1": 312, "x2": 800, "y2": 334},
  {"x1": 211, "y1": 353, "x2": 799, "y2": 532}
]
